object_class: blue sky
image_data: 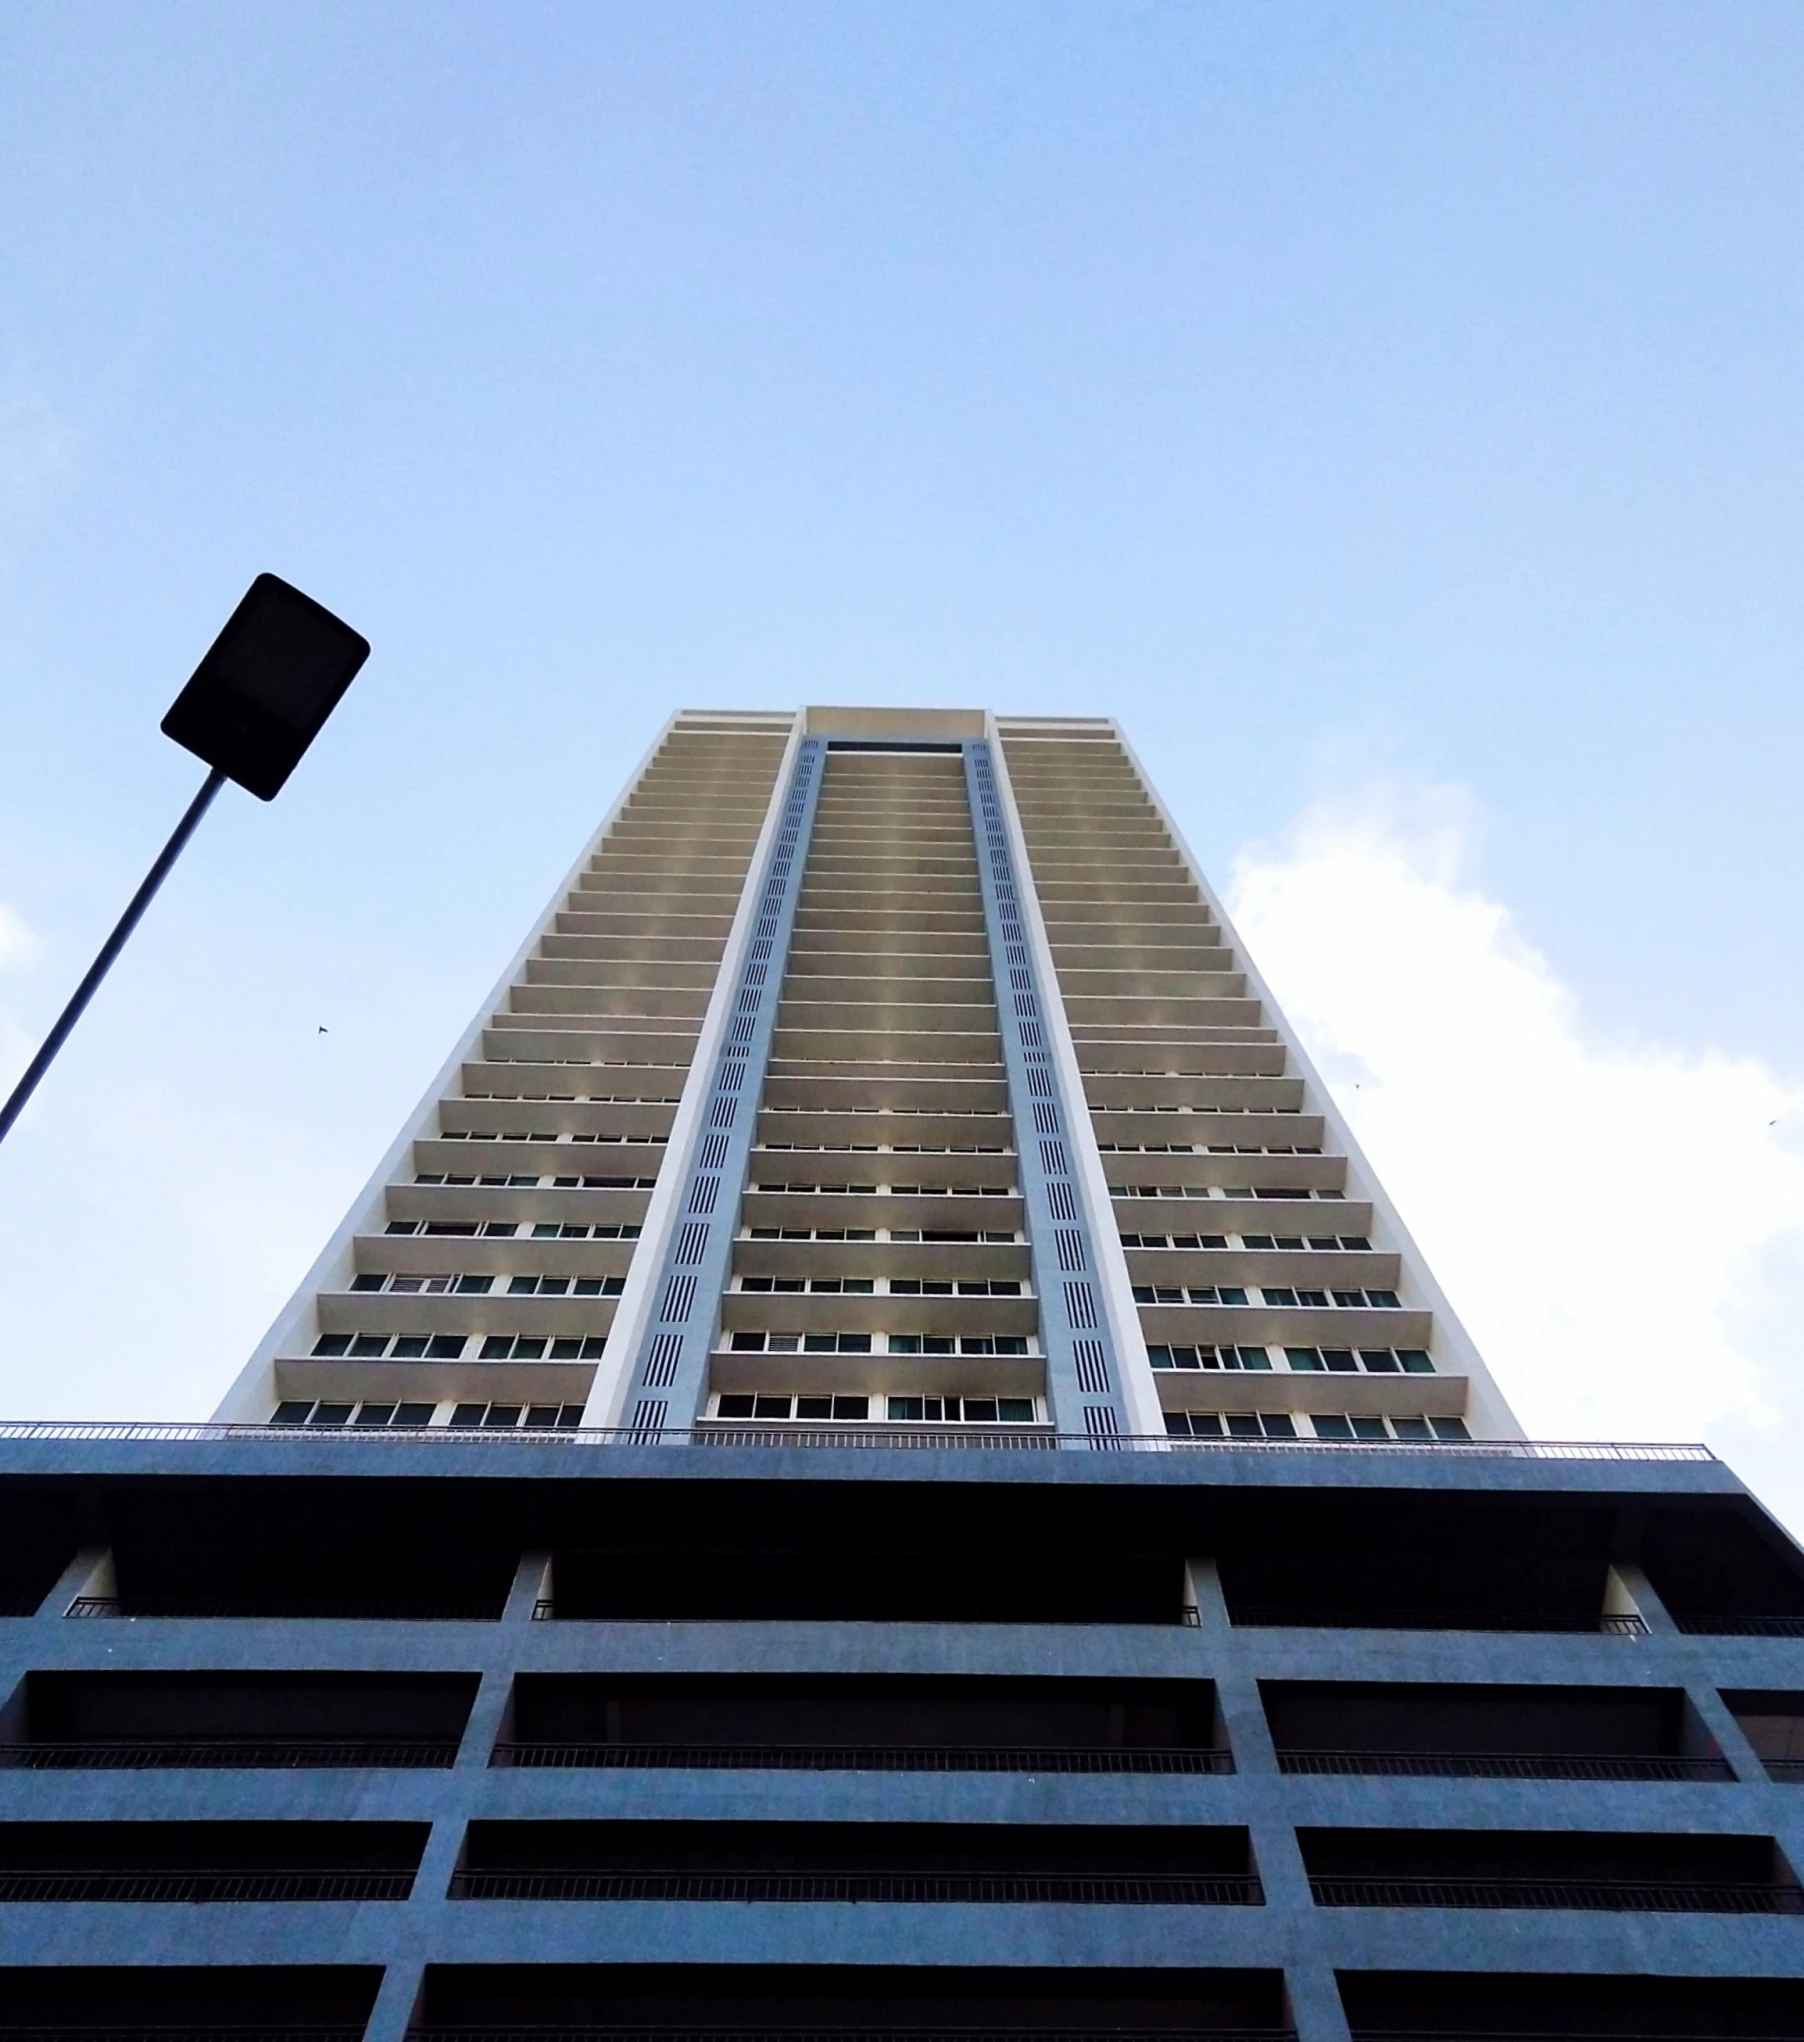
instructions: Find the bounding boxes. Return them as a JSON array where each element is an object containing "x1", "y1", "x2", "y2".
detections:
[{"x1": 3, "y1": 5, "x2": 1803, "y2": 1520}]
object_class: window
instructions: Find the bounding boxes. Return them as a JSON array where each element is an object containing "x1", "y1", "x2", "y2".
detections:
[
  {"x1": 527, "y1": 1221, "x2": 641, "y2": 1240},
  {"x1": 351, "y1": 1273, "x2": 494, "y2": 1295},
  {"x1": 1239, "y1": 1233, "x2": 1372, "y2": 1253},
  {"x1": 1147, "y1": 1343, "x2": 1272, "y2": 1372},
  {"x1": 478, "y1": 1333, "x2": 608, "y2": 1360},
  {"x1": 886, "y1": 1334, "x2": 1030, "y2": 1356},
  {"x1": 1311, "y1": 1413, "x2": 1469, "y2": 1442},
  {"x1": 310, "y1": 1332, "x2": 467, "y2": 1360},
  {"x1": 1118, "y1": 1233, "x2": 1229, "y2": 1250},
  {"x1": 747, "y1": 1227, "x2": 878, "y2": 1242},
  {"x1": 385, "y1": 1218, "x2": 518, "y2": 1238},
  {"x1": 505, "y1": 1274, "x2": 624, "y2": 1296},
  {"x1": 889, "y1": 1279, "x2": 1022, "y2": 1296},
  {"x1": 1284, "y1": 1346, "x2": 1434, "y2": 1375},
  {"x1": 1132, "y1": 1285, "x2": 1249, "y2": 1306},
  {"x1": 886, "y1": 1396, "x2": 1035, "y2": 1423},
  {"x1": 1163, "y1": 1411, "x2": 1296, "y2": 1439},
  {"x1": 271, "y1": 1400, "x2": 436, "y2": 1428},
  {"x1": 884, "y1": 1229, "x2": 1017, "y2": 1244},
  {"x1": 714, "y1": 1393, "x2": 870, "y2": 1421},
  {"x1": 448, "y1": 1401, "x2": 585, "y2": 1429},
  {"x1": 725, "y1": 1332, "x2": 871, "y2": 1354},
  {"x1": 740, "y1": 1276, "x2": 874, "y2": 1294},
  {"x1": 549, "y1": 1174, "x2": 658, "y2": 1190}
]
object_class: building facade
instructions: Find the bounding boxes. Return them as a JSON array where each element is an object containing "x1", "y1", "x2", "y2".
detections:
[{"x1": 1, "y1": 706, "x2": 1803, "y2": 2039}]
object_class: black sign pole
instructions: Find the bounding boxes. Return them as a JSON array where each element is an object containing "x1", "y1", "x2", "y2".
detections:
[
  {"x1": 0, "y1": 767, "x2": 227, "y2": 1144},
  {"x1": 0, "y1": 571, "x2": 369, "y2": 1150}
]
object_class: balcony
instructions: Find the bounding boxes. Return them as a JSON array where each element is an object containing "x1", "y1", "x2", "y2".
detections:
[
  {"x1": 450, "y1": 1820, "x2": 1262, "y2": 1906},
  {"x1": 1300, "y1": 1826, "x2": 1800, "y2": 1914},
  {"x1": 0, "y1": 1671, "x2": 476, "y2": 1770},
  {"x1": 493, "y1": 1673, "x2": 1230, "y2": 1775},
  {"x1": 0, "y1": 1820, "x2": 426, "y2": 1902},
  {"x1": 1265, "y1": 1681, "x2": 1733, "y2": 1782}
]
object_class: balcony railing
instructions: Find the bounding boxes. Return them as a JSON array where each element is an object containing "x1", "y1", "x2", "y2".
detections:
[
  {"x1": 65, "y1": 1595, "x2": 500, "y2": 1622},
  {"x1": 405, "y1": 2029, "x2": 1297, "y2": 2042},
  {"x1": 492, "y1": 1742, "x2": 1234, "y2": 1775},
  {"x1": 1309, "y1": 1875, "x2": 1804, "y2": 1913},
  {"x1": 1675, "y1": 1614, "x2": 1804, "y2": 1636},
  {"x1": 1277, "y1": 1749, "x2": 1732, "y2": 1782},
  {"x1": 0, "y1": 2030, "x2": 369, "y2": 2042},
  {"x1": 1230, "y1": 1610, "x2": 1650, "y2": 1636},
  {"x1": 448, "y1": 1867, "x2": 1264, "y2": 1905},
  {"x1": 0, "y1": 1419, "x2": 1716, "y2": 1462},
  {"x1": 0, "y1": 1866, "x2": 414, "y2": 1903},
  {"x1": 0, "y1": 1738, "x2": 459, "y2": 1770}
]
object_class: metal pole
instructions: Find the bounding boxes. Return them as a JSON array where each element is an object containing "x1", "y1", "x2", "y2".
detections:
[{"x1": 0, "y1": 765, "x2": 228, "y2": 1145}]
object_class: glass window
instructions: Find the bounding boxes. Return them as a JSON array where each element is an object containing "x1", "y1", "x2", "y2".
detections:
[
  {"x1": 1286, "y1": 1347, "x2": 1323, "y2": 1372},
  {"x1": 1398, "y1": 1348, "x2": 1435, "y2": 1373},
  {"x1": 311, "y1": 1402, "x2": 353, "y2": 1427},
  {"x1": 393, "y1": 1403, "x2": 435, "y2": 1427},
  {"x1": 353, "y1": 1403, "x2": 395, "y2": 1427},
  {"x1": 311, "y1": 1334, "x2": 352, "y2": 1358},
  {"x1": 271, "y1": 1401, "x2": 312, "y2": 1425}
]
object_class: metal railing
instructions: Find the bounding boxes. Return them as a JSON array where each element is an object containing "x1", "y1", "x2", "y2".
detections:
[
  {"x1": 65, "y1": 1595, "x2": 501, "y2": 1622},
  {"x1": 0, "y1": 1866, "x2": 415, "y2": 1903},
  {"x1": 492, "y1": 1742, "x2": 1234, "y2": 1775},
  {"x1": 1278, "y1": 1749, "x2": 1733, "y2": 1781},
  {"x1": 1309, "y1": 1874, "x2": 1804, "y2": 1913},
  {"x1": 0, "y1": 1738, "x2": 458, "y2": 1770},
  {"x1": 1762, "y1": 1757, "x2": 1804, "y2": 1781},
  {"x1": 0, "y1": 2030, "x2": 369, "y2": 2042},
  {"x1": 1229, "y1": 1609, "x2": 1650, "y2": 1636},
  {"x1": 448, "y1": 1867, "x2": 1264, "y2": 1905},
  {"x1": 1675, "y1": 1613, "x2": 1804, "y2": 1636},
  {"x1": 0, "y1": 1418, "x2": 1716, "y2": 1462},
  {"x1": 406, "y1": 2028, "x2": 1297, "y2": 2042}
]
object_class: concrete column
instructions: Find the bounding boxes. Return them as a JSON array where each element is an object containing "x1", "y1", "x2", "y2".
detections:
[
  {"x1": 1285, "y1": 1963, "x2": 1354, "y2": 2042},
  {"x1": 360, "y1": 1959, "x2": 425, "y2": 2042},
  {"x1": 35, "y1": 1544, "x2": 112, "y2": 1617},
  {"x1": 1606, "y1": 1560, "x2": 1676, "y2": 1636}
]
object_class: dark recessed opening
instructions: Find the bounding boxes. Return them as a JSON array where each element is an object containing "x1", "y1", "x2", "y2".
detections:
[
  {"x1": 1262, "y1": 1682, "x2": 1725, "y2": 1780},
  {"x1": 1302, "y1": 1827, "x2": 1798, "y2": 1913},
  {"x1": 2, "y1": 1670, "x2": 478, "y2": 1769},
  {"x1": 1339, "y1": 1971, "x2": 1804, "y2": 2041},
  {"x1": 498, "y1": 1673, "x2": 1224, "y2": 1771},
  {"x1": 413, "y1": 1964, "x2": 1291, "y2": 2037},
  {"x1": 0, "y1": 1966, "x2": 380, "y2": 2036},
  {"x1": 0, "y1": 1820, "x2": 426, "y2": 1903},
  {"x1": 452, "y1": 1820, "x2": 1259, "y2": 1905}
]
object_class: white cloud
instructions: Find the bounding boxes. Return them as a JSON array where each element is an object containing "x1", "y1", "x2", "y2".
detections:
[{"x1": 1225, "y1": 784, "x2": 1804, "y2": 1451}]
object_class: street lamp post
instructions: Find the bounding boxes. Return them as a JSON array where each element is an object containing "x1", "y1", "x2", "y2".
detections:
[{"x1": 0, "y1": 573, "x2": 370, "y2": 1146}]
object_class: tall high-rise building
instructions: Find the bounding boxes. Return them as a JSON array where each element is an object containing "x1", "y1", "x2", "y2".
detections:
[{"x1": 3, "y1": 706, "x2": 1804, "y2": 2042}]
